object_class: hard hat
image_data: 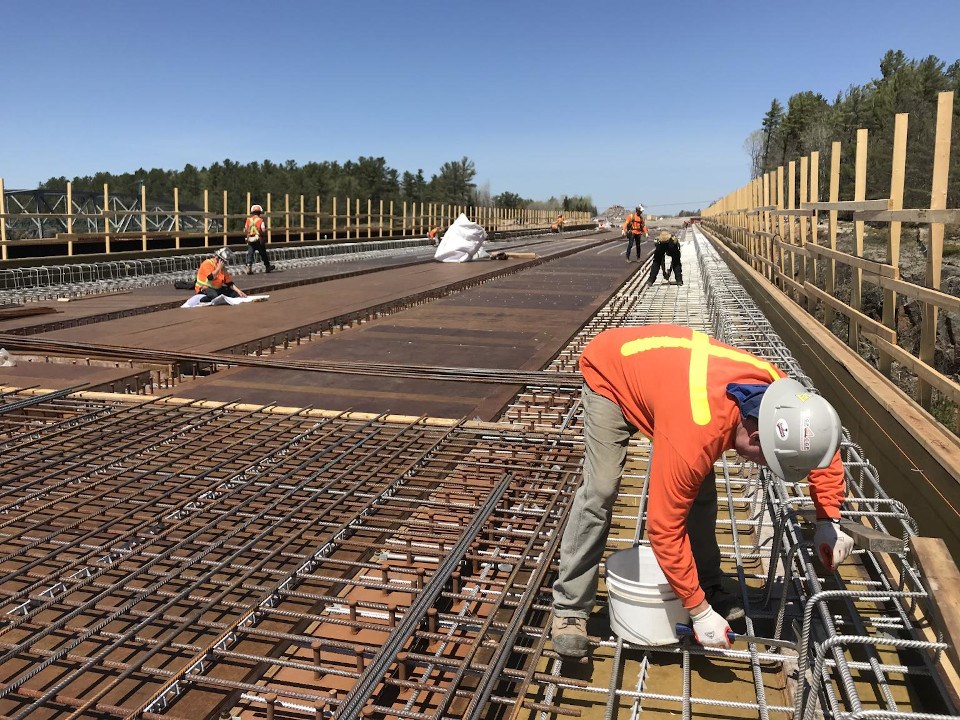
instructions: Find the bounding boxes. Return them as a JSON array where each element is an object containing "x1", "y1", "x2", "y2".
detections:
[
  {"x1": 758, "y1": 378, "x2": 842, "y2": 483},
  {"x1": 214, "y1": 247, "x2": 232, "y2": 262},
  {"x1": 636, "y1": 204, "x2": 645, "y2": 214},
  {"x1": 250, "y1": 204, "x2": 263, "y2": 214},
  {"x1": 659, "y1": 231, "x2": 672, "y2": 242}
]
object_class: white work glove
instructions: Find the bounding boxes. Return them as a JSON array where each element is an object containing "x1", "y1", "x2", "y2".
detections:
[
  {"x1": 814, "y1": 519, "x2": 855, "y2": 571},
  {"x1": 690, "y1": 605, "x2": 732, "y2": 649}
]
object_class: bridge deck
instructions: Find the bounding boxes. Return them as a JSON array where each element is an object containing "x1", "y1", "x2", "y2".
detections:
[{"x1": 0, "y1": 227, "x2": 953, "y2": 720}]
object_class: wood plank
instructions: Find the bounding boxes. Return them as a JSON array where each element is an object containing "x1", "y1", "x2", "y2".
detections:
[
  {"x1": 773, "y1": 239, "x2": 811, "y2": 257},
  {"x1": 803, "y1": 243, "x2": 898, "y2": 277},
  {"x1": 858, "y1": 208, "x2": 960, "y2": 224},
  {"x1": 772, "y1": 269, "x2": 805, "y2": 295},
  {"x1": 803, "y1": 282, "x2": 897, "y2": 342},
  {"x1": 797, "y1": 508, "x2": 903, "y2": 553},
  {"x1": 862, "y1": 331, "x2": 960, "y2": 404},
  {"x1": 911, "y1": 536, "x2": 960, "y2": 682},
  {"x1": 771, "y1": 208, "x2": 816, "y2": 217},
  {"x1": 867, "y1": 274, "x2": 960, "y2": 313},
  {"x1": 801, "y1": 198, "x2": 891, "y2": 211}
]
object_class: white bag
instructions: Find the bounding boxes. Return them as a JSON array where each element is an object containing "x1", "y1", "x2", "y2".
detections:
[{"x1": 433, "y1": 213, "x2": 489, "y2": 263}]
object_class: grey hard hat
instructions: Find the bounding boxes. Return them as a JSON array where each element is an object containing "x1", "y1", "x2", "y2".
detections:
[
  {"x1": 757, "y1": 378, "x2": 842, "y2": 483},
  {"x1": 214, "y1": 247, "x2": 232, "y2": 262}
]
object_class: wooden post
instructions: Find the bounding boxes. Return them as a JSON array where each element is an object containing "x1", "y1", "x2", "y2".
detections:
[
  {"x1": 266, "y1": 193, "x2": 273, "y2": 244},
  {"x1": 849, "y1": 128, "x2": 868, "y2": 350},
  {"x1": 316, "y1": 194, "x2": 321, "y2": 238},
  {"x1": 798, "y1": 157, "x2": 808, "y2": 306},
  {"x1": 103, "y1": 182, "x2": 111, "y2": 255},
  {"x1": 763, "y1": 173, "x2": 771, "y2": 281},
  {"x1": 203, "y1": 189, "x2": 210, "y2": 247},
  {"x1": 810, "y1": 150, "x2": 820, "y2": 289},
  {"x1": 285, "y1": 193, "x2": 290, "y2": 243},
  {"x1": 880, "y1": 113, "x2": 908, "y2": 377},
  {"x1": 355, "y1": 197, "x2": 361, "y2": 240},
  {"x1": 222, "y1": 191, "x2": 228, "y2": 246},
  {"x1": 141, "y1": 184, "x2": 148, "y2": 252},
  {"x1": 300, "y1": 194, "x2": 305, "y2": 243},
  {"x1": 367, "y1": 198, "x2": 372, "y2": 239},
  {"x1": 788, "y1": 161, "x2": 796, "y2": 288},
  {"x1": 333, "y1": 196, "x2": 338, "y2": 240},
  {"x1": 173, "y1": 187, "x2": 181, "y2": 250},
  {"x1": 345, "y1": 196, "x2": 351, "y2": 239},
  {"x1": 65, "y1": 180, "x2": 73, "y2": 258},
  {"x1": 0, "y1": 177, "x2": 8, "y2": 260},
  {"x1": 402, "y1": 201, "x2": 407, "y2": 237},
  {"x1": 388, "y1": 200, "x2": 394, "y2": 237},
  {"x1": 776, "y1": 165, "x2": 785, "y2": 282},
  {"x1": 919, "y1": 91, "x2": 954, "y2": 409},
  {"x1": 826, "y1": 141, "x2": 841, "y2": 328}
]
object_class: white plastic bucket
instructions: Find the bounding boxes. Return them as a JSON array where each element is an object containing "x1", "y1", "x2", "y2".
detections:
[{"x1": 605, "y1": 545, "x2": 688, "y2": 646}]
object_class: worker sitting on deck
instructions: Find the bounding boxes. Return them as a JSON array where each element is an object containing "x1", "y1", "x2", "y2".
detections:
[
  {"x1": 244, "y1": 204, "x2": 274, "y2": 274},
  {"x1": 622, "y1": 205, "x2": 648, "y2": 261},
  {"x1": 551, "y1": 325, "x2": 853, "y2": 657},
  {"x1": 428, "y1": 226, "x2": 441, "y2": 245},
  {"x1": 554, "y1": 213, "x2": 565, "y2": 233},
  {"x1": 195, "y1": 248, "x2": 248, "y2": 302}
]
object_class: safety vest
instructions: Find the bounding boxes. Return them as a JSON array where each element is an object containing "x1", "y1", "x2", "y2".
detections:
[
  {"x1": 627, "y1": 213, "x2": 646, "y2": 234},
  {"x1": 195, "y1": 257, "x2": 231, "y2": 291},
  {"x1": 245, "y1": 216, "x2": 264, "y2": 241}
]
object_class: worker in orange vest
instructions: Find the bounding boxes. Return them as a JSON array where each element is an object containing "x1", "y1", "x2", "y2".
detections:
[
  {"x1": 428, "y1": 226, "x2": 441, "y2": 244},
  {"x1": 555, "y1": 213, "x2": 565, "y2": 232},
  {"x1": 622, "y1": 205, "x2": 648, "y2": 261},
  {"x1": 195, "y1": 248, "x2": 248, "y2": 302},
  {"x1": 244, "y1": 204, "x2": 273, "y2": 274},
  {"x1": 551, "y1": 325, "x2": 852, "y2": 657}
]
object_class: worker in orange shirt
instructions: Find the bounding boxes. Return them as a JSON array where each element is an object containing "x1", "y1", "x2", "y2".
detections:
[
  {"x1": 428, "y1": 226, "x2": 441, "y2": 245},
  {"x1": 551, "y1": 325, "x2": 853, "y2": 657},
  {"x1": 621, "y1": 205, "x2": 648, "y2": 261},
  {"x1": 244, "y1": 204, "x2": 273, "y2": 274},
  {"x1": 555, "y1": 213, "x2": 565, "y2": 232},
  {"x1": 195, "y1": 248, "x2": 248, "y2": 302}
]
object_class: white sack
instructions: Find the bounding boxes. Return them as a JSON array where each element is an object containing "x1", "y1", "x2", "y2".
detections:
[
  {"x1": 433, "y1": 213, "x2": 489, "y2": 262},
  {"x1": 181, "y1": 294, "x2": 270, "y2": 308}
]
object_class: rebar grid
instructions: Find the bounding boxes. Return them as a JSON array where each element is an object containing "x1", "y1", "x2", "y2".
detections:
[
  {"x1": 517, "y1": 229, "x2": 954, "y2": 720},
  {"x1": 0, "y1": 233, "x2": 954, "y2": 719},
  {"x1": 0, "y1": 394, "x2": 583, "y2": 719}
]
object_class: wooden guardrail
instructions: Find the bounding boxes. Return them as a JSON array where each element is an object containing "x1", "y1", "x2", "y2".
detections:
[
  {"x1": 703, "y1": 90, "x2": 958, "y2": 427},
  {"x1": 0, "y1": 181, "x2": 590, "y2": 259}
]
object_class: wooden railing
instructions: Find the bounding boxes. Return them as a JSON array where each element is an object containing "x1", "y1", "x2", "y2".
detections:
[
  {"x1": 0, "y1": 183, "x2": 590, "y2": 260},
  {"x1": 703, "y1": 90, "x2": 959, "y2": 426}
]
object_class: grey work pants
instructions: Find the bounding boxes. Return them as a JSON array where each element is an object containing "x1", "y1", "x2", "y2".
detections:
[{"x1": 552, "y1": 384, "x2": 722, "y2": 618}]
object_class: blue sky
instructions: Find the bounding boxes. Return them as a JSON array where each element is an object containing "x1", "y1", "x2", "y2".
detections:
[{"x1": 4, "y1": 0, "x2": 959, "y2": 215}]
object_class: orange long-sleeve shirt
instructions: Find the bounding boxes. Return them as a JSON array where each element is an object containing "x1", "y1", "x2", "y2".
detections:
[
  {"x1": 195, "y1": 257, "x2": 233, "y2": 293},
  {"x1": 580, "y1": 325, "x2": 845, "y2": 609}
]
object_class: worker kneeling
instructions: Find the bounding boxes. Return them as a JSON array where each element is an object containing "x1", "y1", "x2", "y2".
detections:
[
  {"x1": 550, "y1": 325, "x2": 854, "y2": 657},
  {"x1": 195, "y1": 248, "x2": 248, "y2": 302}
]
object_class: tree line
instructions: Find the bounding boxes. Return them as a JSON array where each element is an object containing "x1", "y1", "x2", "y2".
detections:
[
  {"x1": 40, "y1": 156, "x2": 596, "y2": 216},
  {"x1": 744, "y1": 50, "x2": 960, "y2": 209}
]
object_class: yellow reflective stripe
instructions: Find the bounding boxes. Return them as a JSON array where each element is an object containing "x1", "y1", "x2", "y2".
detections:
[
  {"x1": 619, "y1": 332, "x2": 781, "y2": 426},
  {"x1": 689, "y1": 331, "x2": 711, "y2": 424}
]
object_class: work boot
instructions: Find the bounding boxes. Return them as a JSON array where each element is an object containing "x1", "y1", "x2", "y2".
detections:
[
  {"x1": 551, "y1": 614, "x2": 590, "y2": 658},
  {"x1": 704, "y1": 585, "x2": 745, "y2": 621},
  {"x1": 265, "y1": 265, "x2": 274, "y2": 273},
  {"x1": 245, "y1": 266, "x2": 252, "y2": 275}
]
